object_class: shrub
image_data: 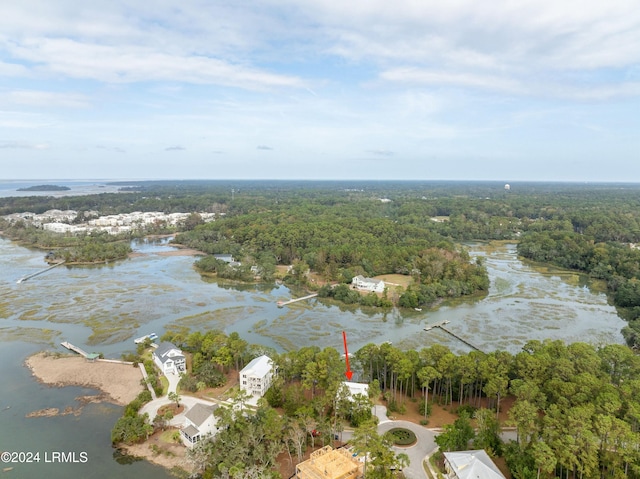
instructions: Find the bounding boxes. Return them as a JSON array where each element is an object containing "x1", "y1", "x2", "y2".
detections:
[
  {"x1": 387, "y1": 428, "x2": 417, "y2": 446},
  {"x1": 419, "y1": 399, "x2": 432, "y2": 417},
  {"x1": 456, "y1": 404, "x2": 477, "y2": 417}
]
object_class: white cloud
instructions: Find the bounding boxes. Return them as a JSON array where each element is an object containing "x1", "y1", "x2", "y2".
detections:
[
  {"x1": 6, "y1": 90, "x2": 90, "y2": 108},
  {"x1": 0, "y1": 141, "x2": 50, "y2": 149},
  {"x1": 5, "y1": 38, "x2": 304, "y2": 89},
  {"x1": 380, "y1": 69, "x2": 522, "y2": 94}
]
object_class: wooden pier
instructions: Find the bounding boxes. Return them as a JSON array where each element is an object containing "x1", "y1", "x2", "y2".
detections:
[
  {"x1": 17, "y1": 261, "x2": 65, "y2": 284},
  {"x1": 423, "y1": 320, "x2": 450, "y2": 331},
  {"x1": 423, "y1": 321, "x2": 483, "y2": 352},
  {"x1": 439, "y1": 326, "x2": 483, "y2": 352},
  {"x1": 61, "y1": 341, "x2": 99, "y2": 360},
  {"x1": 277, "y1": 293, "x2": 319, "y2": 308}
]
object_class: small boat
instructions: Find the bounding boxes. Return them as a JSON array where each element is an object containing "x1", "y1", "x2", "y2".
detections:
[
  {"x1": 414, "y1": 308, "x2": 422, "y2": 311},
  {"x1": 134, "y1": 332, "x2": 158, "y2": 344}
]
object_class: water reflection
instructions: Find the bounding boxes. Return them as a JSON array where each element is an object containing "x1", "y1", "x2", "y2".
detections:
[{"x1": 0, "y1": 238, "x2": 627, "y2": 356}]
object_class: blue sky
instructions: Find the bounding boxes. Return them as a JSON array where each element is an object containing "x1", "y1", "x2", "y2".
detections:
[{"x1": 1, "y1": 0, "x2": 639, "y2": 181}]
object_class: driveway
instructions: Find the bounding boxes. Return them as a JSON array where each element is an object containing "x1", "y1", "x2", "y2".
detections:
[
  {"x1": 378, "y1": 418, "x2": 436, "y2": 479},
  {"x1": 342, "y1": 406, "x2": 437, "y2": 479},
  {"x1": 166, "y1": 371, "x2": 180, "y2": 394},
  {"x1": 139, "y1": 394, "x2": 220, "y2": 427}
]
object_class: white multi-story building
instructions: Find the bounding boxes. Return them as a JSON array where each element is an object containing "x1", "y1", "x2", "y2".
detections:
[
  {"x1": 351, "y1": 275, "x2": 385, "y2": 293},
  {"x1": 239, "y1": 355, "x2": 275, "y2": 397}
]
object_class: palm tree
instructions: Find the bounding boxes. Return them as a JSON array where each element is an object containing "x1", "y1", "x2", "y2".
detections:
[{"x1": 396, "y1": 452, "x2": 410, "y2": 472}]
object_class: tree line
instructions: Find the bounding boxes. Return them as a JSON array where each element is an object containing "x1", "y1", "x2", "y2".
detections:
[{"x1": 112, "y1": 327, "x2": 640, "y2": 478}]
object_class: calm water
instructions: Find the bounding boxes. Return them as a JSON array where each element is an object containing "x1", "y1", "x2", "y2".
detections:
[
  {"x1": 0, "y1": 237, "x2": 626, "y2": 478},
  {"x1": 0, "y1": 179, "x2": 123, "y2": 198}
]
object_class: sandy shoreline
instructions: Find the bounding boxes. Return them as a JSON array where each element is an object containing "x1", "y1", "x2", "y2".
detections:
[{"x1": 25, "y1": 352, "x2": 145, "y2": 406}]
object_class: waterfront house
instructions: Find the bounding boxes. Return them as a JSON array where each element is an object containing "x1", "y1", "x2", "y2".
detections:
[
  {"x1": 442, "y1": 450, "x2": 506, "y2": 479},
  {"x1": 181, "y1": 403, "x2": 219, "y2": 447},
  {"x1": 343, "y1": 381, "x2": 369, "y2": 401},
  {"x1": 351, "y1": 275, "x2": 385, "y2": 293},
  {"x1": 239, "y1": 355, "x2": 275, "y2": 397},
  {"x1": 152, "y1": 342, "x2": 186, "y2": 375}
]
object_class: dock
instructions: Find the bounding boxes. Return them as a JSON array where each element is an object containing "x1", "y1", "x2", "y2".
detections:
[
  {"x1": 61, "y1": 341, "x2": 100, "y2": 360},
  {"x1": 423, "y1": 320, "x2": 450, "y2": 331},
  {"x1": 277, "y1": 293, "x2": 318, "y2": 308},
  {"x1": 17, "y1": 261, "x2": 65, "y2": 284},
  {"x1": 423, "y1": 321, "x2": 483, "y2": 352},
  {"x1": 439, "y1": 326, "x2": 483, "y2": 352}
]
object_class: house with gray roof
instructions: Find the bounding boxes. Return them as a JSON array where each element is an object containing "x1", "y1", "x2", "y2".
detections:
[
  {"x1": 351, "y1": 275, "x2": 385, "y2": 293},
  {"x1": 181, "y1": 403, "x2": 219, "y2": 447},
  {"x1": 443, "y1": 450, "x2": 506, "y2": 479},
  {"x1": 240, "y1": 355, "x2": 275, "y2": 397},
  {"x1": 152, "y1": 342, "x2": 186, "y2": 375}
]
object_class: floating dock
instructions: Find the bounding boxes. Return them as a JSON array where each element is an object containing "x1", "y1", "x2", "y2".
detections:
[
  {"x1": 17, "y1": 261, "x2": 65, "y2": 284},
  {"x1": 277, "y1": 293, "x2": 318, "y2": 308}
]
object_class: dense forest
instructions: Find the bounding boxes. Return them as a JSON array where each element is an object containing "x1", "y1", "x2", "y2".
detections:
[
  {"x1": 3, "y1": 180, "x2": 640, "y2": 336},
  {"x1": 11, "y1": 180, "x2": 638, "y2": 478},
  {"x1": 114, "y1": 328, "x2": 640, "y2": 479}
]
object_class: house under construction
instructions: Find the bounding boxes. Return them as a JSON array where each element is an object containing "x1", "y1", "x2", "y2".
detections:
[{"x1": 295, "y1": 446, "x2": 364, "y2": 479}]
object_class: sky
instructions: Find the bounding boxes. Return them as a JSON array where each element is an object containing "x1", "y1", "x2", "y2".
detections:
[{"x1": 1, "y1": 0, "x2": 639, "y2": 181}]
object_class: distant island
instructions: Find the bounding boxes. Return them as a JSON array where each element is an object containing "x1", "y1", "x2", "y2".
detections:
[{"x1": 17, "y1": 185, "x2": 71, "y2": 192}]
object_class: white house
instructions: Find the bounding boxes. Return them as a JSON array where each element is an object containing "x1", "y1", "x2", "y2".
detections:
[
  {"x1": 239, "y1": 355, "x2": 275, "y2": 397},
  {"x1": 181, "y1": 403, "x2": 219, "y2": 447},
  {"x1": 343, "y1": 381, "x2": 369, "y2": 401},
  {"x1": 152, "y1": 342, "x2": 186, "y2": 375},
  {"x1": 443, "y1": 450, "x2": 506, "y2": 479},
  {"x1": 351, "y1": 275, "x2": 385, "y2": 293}
]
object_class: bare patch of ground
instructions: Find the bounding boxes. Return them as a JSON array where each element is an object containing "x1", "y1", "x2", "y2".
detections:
[
  {"x1": 25, "y1": 352, "x2": 144, "y2": 406},
  {"x1": 120, "y1": 429, "x2": 192, "y2": 475},
  {"x1": 375, "y1": 274, "x2": 413, "y2": 288}
]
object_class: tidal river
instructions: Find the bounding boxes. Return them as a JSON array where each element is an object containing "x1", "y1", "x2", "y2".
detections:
[{"x1": 0, "y1": 237, "x2": 626, "y2": 478}]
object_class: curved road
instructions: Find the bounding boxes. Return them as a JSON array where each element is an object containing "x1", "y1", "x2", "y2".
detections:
[{"x1": 343, "y1": 405, "x2": 438, "y2": 479}]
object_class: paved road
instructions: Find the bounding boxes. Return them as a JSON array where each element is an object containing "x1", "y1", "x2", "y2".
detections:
[
  {"x1": 139, "y1": 395, "x2": 221, "y2": 427},
  {"x1": 342, "y1": 406, "x2": 437, "y2": 479},
  {"x1": 378, "y1": 419, "x2": 436, "y2": 479}
]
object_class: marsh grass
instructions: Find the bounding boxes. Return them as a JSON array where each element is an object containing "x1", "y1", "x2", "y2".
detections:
[{"x1": 0, "y1": 326, "x2": 60, "y2": 344}]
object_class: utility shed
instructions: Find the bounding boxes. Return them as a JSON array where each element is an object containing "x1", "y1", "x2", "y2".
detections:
[{"x1": 296, "y1": 446, "x2": 363, "y2": 479}]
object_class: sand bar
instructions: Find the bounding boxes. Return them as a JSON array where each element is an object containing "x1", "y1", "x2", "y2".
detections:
[{"x1": 26, "y1": 352, "x2": 144, "y2": 405}]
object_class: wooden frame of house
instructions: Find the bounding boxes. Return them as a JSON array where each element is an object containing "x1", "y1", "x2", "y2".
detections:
[{"x1": 295, "y1": 446, "x2": 363, "y2": 479}]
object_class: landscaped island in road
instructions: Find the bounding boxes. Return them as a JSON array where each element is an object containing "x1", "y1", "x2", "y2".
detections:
[{"x1": 17, "y1": 184, "x2": 71, "y2": 191}]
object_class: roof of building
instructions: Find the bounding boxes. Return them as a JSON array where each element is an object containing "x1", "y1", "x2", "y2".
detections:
[
  {"x1": 352, "y1": 275, "x2": 383, "y2": 285},
  {"x1": 213, "y1": 254, "x2": 234, "y2": 262},
  {"x1": 343, "y1": 381, "x2": 369, "y2": 398},
  {"x1": 296, "y1": 446, "x2": 362, "y2": 479},
  {"x1": 444, "y1": 450, "x2": 506, "y2": 479},
  {"x1": 185, "y1": 403, "x2": 218, "y2": 427},
  {"x1": 182, "y1": 425, "x2": 200, "y2": 439},
  {"x1": 153, "y1": 342, "x2": 184, "y2": 364},
  {"x1": 241, "y1": 355, "x2": 273, "y2": 378}
]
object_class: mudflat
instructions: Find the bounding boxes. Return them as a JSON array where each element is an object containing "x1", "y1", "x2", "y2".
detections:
[{"x1": 25, "y1": 352, "x2": 144, "y2": 405}]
